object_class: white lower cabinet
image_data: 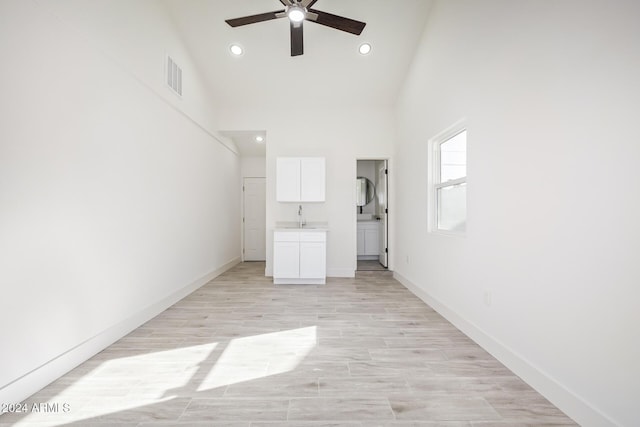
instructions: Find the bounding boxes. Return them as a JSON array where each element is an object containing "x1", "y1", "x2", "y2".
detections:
[
  {"x1": 274, "y1": 231, "x2": 326, "y2": 284},
  {"x1": 300, "y1": 242, "x2": 326, "y2": 279},
  {"x1": 357, "y1": 221, "x2": 379, "y2": 257},
  {"x1": 273, "y1": 241, "x2": 300, "y2": 278}
]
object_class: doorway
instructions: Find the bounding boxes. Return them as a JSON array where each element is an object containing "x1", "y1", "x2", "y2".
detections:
[
  {"x1": 356, "y1": 159, "x2": 389, "y2": 271},
  {"x1": 243, "y1": 177, "x2": 266, "y2": 261}
]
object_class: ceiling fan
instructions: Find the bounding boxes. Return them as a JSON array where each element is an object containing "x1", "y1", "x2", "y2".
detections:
[{"x1": 225, "y1": 0, "x2": 366, "y2": 57}]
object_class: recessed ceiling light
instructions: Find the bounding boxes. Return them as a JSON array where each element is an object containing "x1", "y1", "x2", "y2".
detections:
[
  {"x1": 230, "y1": 44, "x2": 243, "y2": 56},
  {"x1": 359, "y1": 43, "x2": 372, "y2": 55},
  {"x1": 255, "y1": 136, "x2": 264, "y2": 143}
]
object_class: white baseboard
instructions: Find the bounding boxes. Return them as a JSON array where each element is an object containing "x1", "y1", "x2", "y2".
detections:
[
  {"x1": 393, "y1": 271, "x2": 617, "y2": 427},
  {"x1": 0, "y1": 257, "x2": 240, "y2": 405}
]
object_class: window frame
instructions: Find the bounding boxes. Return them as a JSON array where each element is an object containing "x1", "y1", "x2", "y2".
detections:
[{"x1": 428, "y1": 120, "x2": 467, "y2": 236}]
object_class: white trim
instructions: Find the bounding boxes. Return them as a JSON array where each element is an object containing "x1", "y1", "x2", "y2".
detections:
[
  {"x1": 393, "y1": 271, "x2": 618, "y2": 427},
  {"x1": 430, "y1": 118, "x2": 468, "y2": 143},
  {"x1": 0, "y1": 257, "x2": 240, "y2": 405},
  {"x1": 434, "y1": 177, "x2": 466, "y2": 190}
]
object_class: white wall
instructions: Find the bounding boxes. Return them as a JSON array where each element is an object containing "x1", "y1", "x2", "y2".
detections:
[
  {"x1": 241, "y1": 156, "x2": 266, "y2": 178},
  {"x1": 220, "y1": 107, "x2": 395, "y2": 277},
  {"x1": 0, "y1": 0, "x2": 240, "y2": 401},
  {"x1": 393, "y1": 1, "x2": 640, "y2": 425}
]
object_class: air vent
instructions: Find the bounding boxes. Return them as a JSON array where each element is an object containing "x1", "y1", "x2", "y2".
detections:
[{"x1": 166, "y1": 55, "x2": 182, "y2": 96}]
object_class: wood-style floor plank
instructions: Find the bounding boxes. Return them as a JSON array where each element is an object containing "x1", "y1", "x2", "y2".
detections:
[{"x1": 0, "y1": 262, "x2": 576, "y2": 426}]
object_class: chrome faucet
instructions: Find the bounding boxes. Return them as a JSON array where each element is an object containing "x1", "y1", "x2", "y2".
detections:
[{"x1": 298, "y1": 204, "x2": 303, "y2": 228}]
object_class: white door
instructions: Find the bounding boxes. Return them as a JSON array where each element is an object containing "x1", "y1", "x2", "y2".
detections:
[
  {"x1": 243, "y1": 177, "x2": 266, "y2": 261},
  {"x1": 377, "y1": 161, "x2": 388, "y2": 267}
]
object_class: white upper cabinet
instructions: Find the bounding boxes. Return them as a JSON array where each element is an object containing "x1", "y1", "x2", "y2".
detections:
[
  {"x1": 300, "y1": 158, "x2": 325, "y2": 202},
  {"x1": 276, "y1": 157, "x2": 325, "y2": 202},
  {"x1": 276, "y1": 157, "x2": 301, "y2": 202}
]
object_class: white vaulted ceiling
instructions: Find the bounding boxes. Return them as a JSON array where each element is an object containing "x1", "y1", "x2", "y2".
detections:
[{"x1": 163, "y1": 0, "x2": 433, "y2": 110}]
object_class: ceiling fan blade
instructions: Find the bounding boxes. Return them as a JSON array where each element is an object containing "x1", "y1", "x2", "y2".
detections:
[
  {"x1": 290, "y1": 22, "x2": 304, "y2": 56},
  {"x1": 278, "y1": 0, "x2": 293, "y2": 5},
  {"x1": 305, "y1": 11, "x2": 319, "y2": 21},
  {"x1": 300, "y1": 0, "x2": 319, "y2": 7},
  {"x1": 225, "y1": 10, "x2": 285, "y2": 27},
  {"x1": 308, "y1": 9, "x2": 366, "y2": 35}
]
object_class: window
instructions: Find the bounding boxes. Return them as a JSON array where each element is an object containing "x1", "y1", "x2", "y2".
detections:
[{"x1": 430, "y1": 124, "x2": 467, "y2": 234}]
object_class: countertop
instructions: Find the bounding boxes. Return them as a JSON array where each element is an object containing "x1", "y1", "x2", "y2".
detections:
[{"x1": 274, "y1": 221, "x2": 329, "y2": 232}]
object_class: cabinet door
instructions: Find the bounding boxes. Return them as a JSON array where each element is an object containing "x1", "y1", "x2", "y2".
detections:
[
  {"x1": 364, "y1": 228, "x2": 379, "y2": 255},
  {"x1": 300, "y1": 157, "x2": 325, "y2": 202},
  {"x1": 273, "y1": 241, "x2": 300, "y2": 278},
  {"x1": 357, "y1": 228, "x2": 365, "y2": 255},
  {"x1": 276, "y1": 158, "x2": 301, "y2": 202},
  {"x1": 299, "y1": 242, "x2": 326, "y2": 279}
]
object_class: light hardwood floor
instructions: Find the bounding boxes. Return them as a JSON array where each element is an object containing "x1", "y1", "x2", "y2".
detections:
[
  {"x1": 356, "y1": 260, "x2": 388, "y2": 271},
  {"x1": 1, "y1": 262, "x2": 576, "y2": 426}
]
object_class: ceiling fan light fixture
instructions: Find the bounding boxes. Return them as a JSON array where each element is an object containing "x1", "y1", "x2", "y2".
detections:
[
  {"x1": 288, "y1": 6, "x2": 305, "y2": 23},
  {"x1": 359, "y1": 43, "x2": 372, "y2": 55}
]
